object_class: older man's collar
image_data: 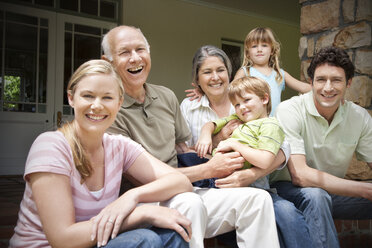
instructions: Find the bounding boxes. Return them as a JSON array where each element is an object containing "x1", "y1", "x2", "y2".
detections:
[{"x1": 122, "y1": 83, "x2": 158, "y2": 108}]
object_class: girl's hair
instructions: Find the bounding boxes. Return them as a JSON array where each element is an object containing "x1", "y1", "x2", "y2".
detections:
[
  {"x1": 242, "y1": 27, "x2": 283, "y2": 85},
  {"x1": 228, "y1": 76, "x2": 272, "y2": 115},
  {"x1": 58, "y1": 59, "x2": 124, "y2": 183},
  {"x1": 191, "y1": 45, "x2": 232, "y2": 92}
]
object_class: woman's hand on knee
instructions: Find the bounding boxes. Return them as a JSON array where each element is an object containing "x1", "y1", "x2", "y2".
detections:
[{"x1": 148, "y1": 205, "x2": 192, "y2": 243}]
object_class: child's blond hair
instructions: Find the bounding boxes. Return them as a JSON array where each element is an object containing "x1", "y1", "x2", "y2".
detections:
[
  {"x1": 228, "y1": 76, "x2": 272, "y2": 115},
  {"x1": 242, "y1": 27, "x2": 283, "y2": 85}
]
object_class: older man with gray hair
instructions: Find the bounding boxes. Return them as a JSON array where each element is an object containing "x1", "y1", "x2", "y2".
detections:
[{"x1": 102, "y1": 25, "x2": 280, "y2": 248}]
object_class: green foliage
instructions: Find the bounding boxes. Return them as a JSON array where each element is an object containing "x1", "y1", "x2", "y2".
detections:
[{"x1": 3, "y1": 75, "x2": 21, "y2": 110}]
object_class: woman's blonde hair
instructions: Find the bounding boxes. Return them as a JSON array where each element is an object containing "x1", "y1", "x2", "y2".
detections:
[
  {"x1": 242, "y1": 27, "x2": 283, "y2": 85},
  {"x1": 58, "y1": 59, "x2": 124, "y2": 183},
  {"x1": 228, "y1": 76, "x2": 272, "y2": 115}
]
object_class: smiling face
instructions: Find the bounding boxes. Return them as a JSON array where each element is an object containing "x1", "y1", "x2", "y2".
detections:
[
  {"x1": 197, "y1": 56, "x2": 229, "y2": 99},
  {"x1": 312, "y1": 63, "x2": 351, "y2": 120},
  {"x1": 247, "y1": 41, "x2": 272, "y2": 67},
  {"x1": 231, "y1": 90, "x2": 269, "y2": 123},
  {"x1": 108, "y1": 27, "x2": 151, "y2": 91},
  {"x1": 68, "y1": 74, "x2": 122, "y2": 136}
]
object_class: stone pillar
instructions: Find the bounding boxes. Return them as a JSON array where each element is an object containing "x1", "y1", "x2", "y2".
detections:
[{"x1": 298, "y1": 0, "x2": 372, "y2": 179}]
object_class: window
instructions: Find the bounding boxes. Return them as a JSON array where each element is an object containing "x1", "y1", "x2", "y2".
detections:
[
  {"x1": 63, "y1": 22, "x2": 109, "y2": 115},
  {"x1": 3, "y1": 0, "x2": 120, "y2": 22},
  {"x1": 0, "y1": 11, "x2": 48, "y2": 113},
  {"x1": 221, "y1": 39, "x2": 244, "y2": 80}
]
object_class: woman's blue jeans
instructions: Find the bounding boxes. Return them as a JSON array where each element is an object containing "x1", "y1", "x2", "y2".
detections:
[
  {"x1": 99, "y1": 227, "x2": 188, "y2": 248},
  {"x1": 272, "y1": 181, "x2": 372, "y2": 248}
]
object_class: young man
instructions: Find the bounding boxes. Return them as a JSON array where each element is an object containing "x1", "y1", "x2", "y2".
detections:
[
  {"x1": 102, "y1": 25, "x2": 280, "y2": 248},
  {"x1": 271, "y1": 46, "x2": 372, "y2": 248}
]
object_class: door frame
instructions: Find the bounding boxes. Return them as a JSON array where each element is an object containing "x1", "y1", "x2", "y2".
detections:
[
  {"x1": 54, "y1": 13, "x2": 116, "y2": 125},
  {"x1": 0, "y1": 3, "x2": 117, "y2": 175}
]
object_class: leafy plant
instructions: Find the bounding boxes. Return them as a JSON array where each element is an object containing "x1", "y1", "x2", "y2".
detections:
[{"x1": 3, "y1": 75, "x2": 21, "y2": 110}]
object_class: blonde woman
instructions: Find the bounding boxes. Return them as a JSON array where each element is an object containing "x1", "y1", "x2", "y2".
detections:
[{"x1": 10, "y1": 60, "x2": 192, "y2": 248}]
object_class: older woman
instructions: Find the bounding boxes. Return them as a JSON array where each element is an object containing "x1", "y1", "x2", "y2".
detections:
[
  {"x1": 181, "y1": 45, "x2": 240, "y2": 150},
  {"x1": 180, "y1": 45, "x2": 314, "y2": 248},
  {"x1": 10, "y1": 60, "x2": 192, "y2": 248}
]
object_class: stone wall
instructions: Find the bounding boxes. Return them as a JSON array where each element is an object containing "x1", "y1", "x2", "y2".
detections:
[{"x1": 298, "y1": 0, "x2": 372, "y2": 180}]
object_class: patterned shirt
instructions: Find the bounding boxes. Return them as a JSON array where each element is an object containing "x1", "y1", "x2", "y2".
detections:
[{"x1": 213, "y1": 115, "x2": 285, "y2": 189}]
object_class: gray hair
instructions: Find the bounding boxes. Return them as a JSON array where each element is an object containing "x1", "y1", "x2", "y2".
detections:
[
  {"x1": 102, "y1": 25, "x2": 150, "y2": 61},
  {"x1": 191, "y1": 45, "x2": 232, "y2": 85}
]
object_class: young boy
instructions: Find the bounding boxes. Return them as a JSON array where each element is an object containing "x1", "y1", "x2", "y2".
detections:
[
  {"x1": 196, "y1": 76, "x2": 315, "y2": 247},
  {"x1": 196, "y1": 76, "x2": 285, "y2": 189}
]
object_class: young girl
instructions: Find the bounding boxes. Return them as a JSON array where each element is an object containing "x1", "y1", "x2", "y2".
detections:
[
  {"x1": 234, "y1": 27, "x2": 311, "y2": 115},
  {"x1": 9, "y1": 60, "x2": 192, "y2": 248}
]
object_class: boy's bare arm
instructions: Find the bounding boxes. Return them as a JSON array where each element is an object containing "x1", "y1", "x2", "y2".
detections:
[
  {"x1": 216, "y1": 139, "x2": 276, "y2": 169},
  {"x1": 215, "y1": 149, "x2": 285, "y2": 188},
  {"x1": 195, "y1": 122, "x2": 215, "y2": 158}
]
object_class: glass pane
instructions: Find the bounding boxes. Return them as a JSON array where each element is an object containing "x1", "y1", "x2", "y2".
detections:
[
  {"x1": 3, "y1": 76, "x2": 21, "y2": 105},
  {"x1": 63, "y1": 105, "x2": 72, "y2": 115},
  {"x1": 60, "y1": 0, "x2": 78, "y2": 11},
  {"x1": 39, "y1": 28, "x2": 48, "y2": 104},
  {"x1": 0, "y1": 12, "x2": 3, "y2": 101},
  {"x1": 40, "y1": 18, "x2": 48, "y2": 27},
  {"x1": 81, "y1": 0, "x2": 98, "y2": 16},
  {"x1": 38, "y1": 104, "x2": 46, "y2": 113},
  {"x1": 222, "y1": 43, "x2": 242, "y2": 81},
  {"x1": 74, "y1": 34, "x2": 101, "y2": 70},
  {"x1": 5, "y1": 22, "x2": 37, "y2": 109},
  {"x1": 101, "y1": 0, "x2": 116, "y2": 19},
  {"x1": 64, "y1": 32, "x2": 72, "y2": 106},
  {"x1": 65, "y1": 22, "x2": 72, "y2": 31},
  {"x1": 63, "y1": 27, "x2": 101, "y2": 108},
  {"x1": 75, "y1": 24, "x2": 101, "y2": 36},
  {"x1": 35, "y1": 0, "x2": 54, "y2": 7},
  {"x1": 6, "y1": 12, "x2": 37, "y2": 25},
  {"x1": 3, "y1": 103, "x2": 36, "y2": 112}
]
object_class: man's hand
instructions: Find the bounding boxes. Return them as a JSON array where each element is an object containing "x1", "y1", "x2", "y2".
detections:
[
  {"x1": 185, "y1": 83, "x2": 203, "y2": 101},
  {"x1": 215, "y1": 169, "x2": 254, "y2": 188},
  {"x1": 205, "y1": 151, "x2": 245, "y2": 179}
]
